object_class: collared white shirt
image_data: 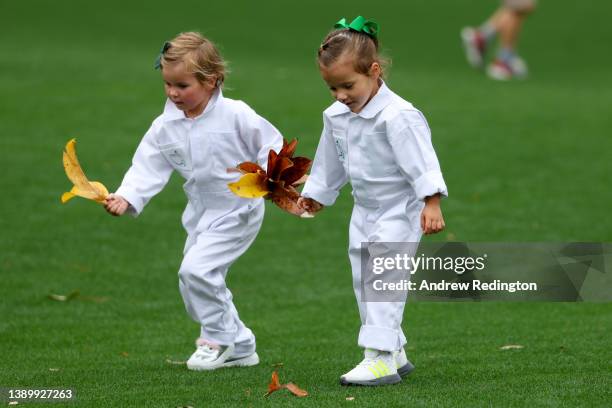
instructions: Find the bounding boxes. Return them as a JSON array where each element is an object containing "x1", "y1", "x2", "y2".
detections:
[
  {"x1": 302, "y1": 81, "x2": 447, "y2": 207},
  {"x1": 116, "y1": 88, "x2": 283, "y2": 217}
]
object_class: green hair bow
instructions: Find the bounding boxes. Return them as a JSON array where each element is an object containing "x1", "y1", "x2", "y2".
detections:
[
  {"x1": 334, "y1": 16, "x2": 379, "y2": 39},
  {"x1": 154, "y1": 41, "x2": 171, "y2": 70}
]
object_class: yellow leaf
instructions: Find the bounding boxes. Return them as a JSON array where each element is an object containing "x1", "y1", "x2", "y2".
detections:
[
  {"x1": 62, "y1": 181, "x2": 109, "y2": 204},
  {"x1": 63, "y1": 139, "x2": 97, "y2": 194},
  {"x1": 228, "y1": 173, "x2": 269, "y2": 198},
  {"x1": 61, "y1": 139, "x2": 108, "y2": 204},
  {"x1": 61, "y1": 191, "x2": 76, "y2": 203},
  {"x1": 89, "y1": 181, "x2": 109, "y2": 202}
]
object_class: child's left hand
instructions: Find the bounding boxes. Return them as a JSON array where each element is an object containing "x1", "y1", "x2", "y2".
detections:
[{"x1": 421, "y1": 194, "x2": 445, "y2": 235}]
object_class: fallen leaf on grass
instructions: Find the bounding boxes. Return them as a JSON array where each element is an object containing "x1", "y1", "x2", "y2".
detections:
[
  {"x1": 165, "y1": 359, "x2": 186, "y2": 365},
  {"x1": 47, "y1": 290, "x2": 80, "y2": 302},
  {"x1": 285, "y1": 383, "x2": 308, "y2": 397},
  {"x1": 266, "y1": 371, "x2": 282, "y2": 395},
  {"x1": 500, "y1": 344, "x2": 524, "y2": 350},
  {"x1": 264, "y1": 370, "x2": 308, "y2": 398}
]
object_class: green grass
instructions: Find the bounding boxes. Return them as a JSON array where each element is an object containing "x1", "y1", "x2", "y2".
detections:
[{"x1": 1, "y1": 0, "x2": 611, "y2": 406}]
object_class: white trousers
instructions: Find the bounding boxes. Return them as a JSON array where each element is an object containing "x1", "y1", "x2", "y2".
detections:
[
  {"x1": 348, "y1": 197, "x2": 423, "y2": 352},
  {"x1": 178, "y1": 201, "x2": 263, "y2": 357}
]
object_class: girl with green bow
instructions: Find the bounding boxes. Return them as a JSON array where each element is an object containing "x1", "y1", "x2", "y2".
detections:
[{"x1": 298, "y1": 16, "x2": 448, "y2": 386}]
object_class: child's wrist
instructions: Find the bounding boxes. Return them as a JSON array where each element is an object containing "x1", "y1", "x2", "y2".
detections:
[{"x1": 424, "y1": 193, "x2": 441, "y2": 205}]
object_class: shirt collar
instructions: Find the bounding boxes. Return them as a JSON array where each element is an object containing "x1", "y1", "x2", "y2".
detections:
[
  {"x1": 325, "y1": 80, "x2": 393, "y2": 119},
  {"x1": 161, "y1": 87, "x2": 223, "y2": 122}
]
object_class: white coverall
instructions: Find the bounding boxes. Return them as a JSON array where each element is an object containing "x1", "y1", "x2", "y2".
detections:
[
  {"x1": 302, "y1": 82, "x2": 448, "y2": 352},
  {"x1": 116, "y1": 89, "x2": 283, "y2": 356}
]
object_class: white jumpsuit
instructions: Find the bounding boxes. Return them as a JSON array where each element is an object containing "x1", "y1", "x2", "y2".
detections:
[
  {"x1": 116, "y1": 89, "x2": 283, "y2": 357},
  {"x1": 302, "y1": 82, "x2": 448, "y2": 352}
]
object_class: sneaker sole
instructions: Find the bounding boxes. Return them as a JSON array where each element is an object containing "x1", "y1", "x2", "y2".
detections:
[
  {"x1": 340, "y1": 373, "x2": 401, "y2": 387},
  {"x1": 187, "y1": 352, "x2": 259, "y2": 371},
  {"x1": 223, "y1": 352, "x2": 259, "y2": 368},
  {"x1": 397, "y1": 361, "x2": 415, "y2": 378}
]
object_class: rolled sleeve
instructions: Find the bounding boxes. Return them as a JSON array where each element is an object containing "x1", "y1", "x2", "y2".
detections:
[
  {"x1": 413, "y1": 170, "x2": 448, "y2": 201},
  {"x1": 301, "y1": 177, "x2": 341, "y2": 206}
]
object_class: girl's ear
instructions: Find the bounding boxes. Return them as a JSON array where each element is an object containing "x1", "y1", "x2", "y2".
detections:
[
  {"x1": 204, "y1": 76, "x2": 217, "y2": 90},
  {"x1": 369, "y1": 62, "x2": 381, "y2": 78}
]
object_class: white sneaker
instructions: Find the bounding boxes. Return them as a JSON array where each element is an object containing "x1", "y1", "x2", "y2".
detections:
[
  {"x1": 340, "y1": 349, "x2": 401, "y2": 386},
  {"x1": 394, "y1": 348, "x2": 415, "y2": 378},
  {"x1": 487, "y1": 57, "x2": 528, "y2": 80},
  {"x1": 461, "y1": 27, "x2": 486, "y2": 68},
  {"x1": 186, "y1": 343, "x2": 259, "y2": 371}
]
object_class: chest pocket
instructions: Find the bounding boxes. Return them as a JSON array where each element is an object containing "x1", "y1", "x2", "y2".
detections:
[
  {"x1": 332, "y1": 130, "x2": 347, "y2": 164},
  {"x1": 361, "y1": 132, "x2": 396, "y2": 178},
  {"x1": 159, "y1": 141, "x2": 192, "y2": 175}
]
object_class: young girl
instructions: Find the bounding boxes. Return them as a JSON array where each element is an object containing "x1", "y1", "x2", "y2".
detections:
[
  {"x1": 104, "y1": 32, "x2": 283, "y2": 371},
  {"x1": 298, "y1": 16, "x2": 448, "y2": 386}
]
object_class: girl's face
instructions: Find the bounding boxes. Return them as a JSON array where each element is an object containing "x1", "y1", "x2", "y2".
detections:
[
  {"x1": 162, "y1": 62, "x2": 216, "y2": 118},
  {"x1": 319, "y1": 55, "x2": 381, "y2": 113}
]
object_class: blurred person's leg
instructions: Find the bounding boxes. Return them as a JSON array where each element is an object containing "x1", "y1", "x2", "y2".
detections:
[
  {"x1": 492, "y1": 1, "x2": 535, "y2": 52},
  {"x1": 462, "y1": 0, "x2": 536, "y2": 79}
]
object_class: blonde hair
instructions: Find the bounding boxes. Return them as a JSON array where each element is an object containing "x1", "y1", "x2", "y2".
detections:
[
  {"x1": 160, "y1": 32, "x2": 227, "y2": 86},
  {"x1": 318, "y1": 29, "x2": 389, "y2": 78}
]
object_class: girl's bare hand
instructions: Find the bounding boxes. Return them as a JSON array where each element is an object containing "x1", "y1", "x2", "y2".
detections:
[
  {"x1": 421, "y1": 195, "x2": 445, "y2": 234},
  {"x1": 104, "y1": 194, "x2": 129, "y2": 216}
]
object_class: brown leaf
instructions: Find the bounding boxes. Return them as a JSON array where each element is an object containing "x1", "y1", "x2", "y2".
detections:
[
  {"x1": 264, "y1": 370, "x2": 282, "y2": 397},
  {"x1": 267, "y1": 149, "x2": 278, "y2": 177},
  {"x1": 228, "y1": 139, "x2": 314, "y2": 218},
  {"x1": 291, "y1": 174, "x2": 308, "y2": 186},
  {"x1": 269, "y1": 185, "x2": 305, "y2": 217},
  {"x1": 271, "y1": 157, "x2": 294, "y2": 181},
  {"x1": 281, "y1": 156, "x2": 312, "y2": 186},
  {"x1": 279, "y1": 139, "x2": 298, "y2": 158},
  {"x1": 237, "y1": 162, "x2": 265, "y2": 174},
  {"x1": 264, "y1": 370, "x2": 308, "y2": 398},
  {"x1": 285, "y1": 383, "x2": 308, "y2": 397}
]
